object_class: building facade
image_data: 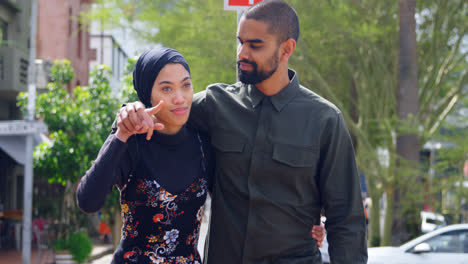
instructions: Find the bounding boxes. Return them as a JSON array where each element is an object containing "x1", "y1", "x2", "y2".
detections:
[
  {"x1": 90, "y1": 33, "x2": 128, "y2": 93},
  {"x1": 36, "y1": 0, "x2": 93, "y2": 91},
  {"x1": 0, "y1": 0, "x2": 30, "y2": 121},
  {"x1": 89, "y1": 18, "x2": 131, "y2": 94},
  {"x1": 0, "y1": 0, "x2": 94, "y2": 252},
  {"x1": 0, "y1": 0, "x2": 32, "y2": 218}
]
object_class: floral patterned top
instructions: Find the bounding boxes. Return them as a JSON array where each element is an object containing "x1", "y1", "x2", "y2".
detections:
[{"x1": 110, "y1": 130, "x2": 211, "y2": 264}]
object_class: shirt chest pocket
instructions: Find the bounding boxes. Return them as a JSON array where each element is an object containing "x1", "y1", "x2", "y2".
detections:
[{"x1": 272, "y1": 143, "x2": 318, "y2": 168}]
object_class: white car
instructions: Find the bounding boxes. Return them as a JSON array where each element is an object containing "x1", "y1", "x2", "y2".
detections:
[
  {"x1": 421, "y1": 211, "x2": 446, "y2": 233},
  {"x1": 368, "y1": 224, "x2": 468, "y2": 264}
]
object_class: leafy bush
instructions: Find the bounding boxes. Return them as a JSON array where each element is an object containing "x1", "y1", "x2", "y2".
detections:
[{"x1": 54, "y1": 232, "x2": 93, "y2": 264}]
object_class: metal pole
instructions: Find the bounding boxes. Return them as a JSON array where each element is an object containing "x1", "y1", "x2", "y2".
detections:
[
  {"x1": 23, "y1": 0, "x2": 38, "y2": 263},
  {"x1": 428, "y1": 148, "x2": 435, "y2": 210}
]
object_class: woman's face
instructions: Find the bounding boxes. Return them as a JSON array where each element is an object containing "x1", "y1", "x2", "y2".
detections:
[{"x1": 150, "y1": 63, "x2": 193, "y2": 134}]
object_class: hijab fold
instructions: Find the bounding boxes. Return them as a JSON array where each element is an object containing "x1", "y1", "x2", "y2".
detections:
[{"x1": 133, "y1": 47, "x2": 190, "y2": 108}]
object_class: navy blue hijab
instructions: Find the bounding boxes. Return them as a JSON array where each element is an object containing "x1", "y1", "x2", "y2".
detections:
[{"x1": 133, "y1": 47, "x2": 190, "y2": 108}]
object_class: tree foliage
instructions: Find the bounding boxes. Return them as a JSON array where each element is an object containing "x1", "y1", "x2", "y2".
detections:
[
  {"x1": 82, "y1": 0, "x2": 468, "y2": 245},
  {"x1": 289, "y1": 0, "x2": 467, "y2": 245},
  {"x1": 431, "y1": 95, "x2": 468, "y2": 224},
  {"x1": 18, "y1": 61, "x2": 119, "y2": 185},
  {"x1": 17, "y1": 60, "x2": 121, "y2": 243},
  {"x1": 82, "y1": 0, "x2": 237, "y2": 92}
]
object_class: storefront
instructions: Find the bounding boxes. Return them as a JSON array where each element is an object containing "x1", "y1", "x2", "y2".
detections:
[{"x1": 0, "y1": 121, "x2": 47, "y2": 251}]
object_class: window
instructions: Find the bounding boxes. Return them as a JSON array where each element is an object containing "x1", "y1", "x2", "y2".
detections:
[
  {"x1": 426, "y1": 218, "x2": 444, "y2": 225},
  {"x1": 112, "y1": 42, "x2": 117, "y2": 76},
  {"x1": 19, "y1": 58, "x2": 28, "y2": 85},
  {"x1": 417, "y1": 230, "x2": 468, "y2": 253},
  {"x1": 77, "y1": 22, "x2": 82, "y2": 58},
  {"x1": 117, "y1": 47, "x2": 121, "y2": 78},
  {"x1": 0, "y1": 18, "x2": 8, "y2": 43}
]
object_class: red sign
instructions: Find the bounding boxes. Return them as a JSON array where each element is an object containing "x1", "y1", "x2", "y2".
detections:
[{"x1": 224, "y1": 0, "x2": 263, "y2": 11}]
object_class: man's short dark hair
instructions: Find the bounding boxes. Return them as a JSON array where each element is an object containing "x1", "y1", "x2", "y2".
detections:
[{"x1": 243, "y1": 0, "x2": 299, "y2": 43}]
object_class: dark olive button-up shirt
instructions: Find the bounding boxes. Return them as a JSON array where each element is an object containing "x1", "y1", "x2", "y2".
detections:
[{"x1": 190, "y1": 70, "x2": 367, "y2": 264}]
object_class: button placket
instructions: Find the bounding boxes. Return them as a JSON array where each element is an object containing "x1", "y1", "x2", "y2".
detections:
[{"x1": 242, "y1": 97, "x2": 274, "y2": 263}]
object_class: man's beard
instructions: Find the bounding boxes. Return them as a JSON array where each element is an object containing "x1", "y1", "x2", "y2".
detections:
[{"x1": 237, "y1": 53, "x2": 279, "y2": 85}]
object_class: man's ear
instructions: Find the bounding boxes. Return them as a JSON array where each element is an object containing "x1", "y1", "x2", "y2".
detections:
[{"x1": 280, "y1": 38, "x2": 296, "y2": 63}]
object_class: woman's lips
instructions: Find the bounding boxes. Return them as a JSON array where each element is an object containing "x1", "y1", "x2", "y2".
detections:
[{"x1": 171, "y1": 107, "x2": 188, "y2": 115}]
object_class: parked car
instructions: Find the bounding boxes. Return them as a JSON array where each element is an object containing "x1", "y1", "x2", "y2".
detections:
[
  {"x1": 368, "y1": 224, "x2": 468, "y2": 264},
  {"x1": 421, "y1": 211, "x2": 446, "y2": 233}
]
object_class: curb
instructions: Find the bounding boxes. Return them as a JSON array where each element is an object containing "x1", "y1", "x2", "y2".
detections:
[{"x1": 87, "y1": 244, "x2": 114, "y2": 262}]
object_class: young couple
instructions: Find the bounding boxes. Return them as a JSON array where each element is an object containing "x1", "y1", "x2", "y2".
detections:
[{"x1": 77, "y1": 1, "x2": 367, "y2": 263}]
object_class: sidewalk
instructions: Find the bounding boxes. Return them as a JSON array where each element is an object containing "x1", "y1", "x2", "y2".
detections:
[
  {"x1": 0, "y1": 242, "x2": 113, "y2": 264},
  {"x1": 0, "y1": 248, "x2": 54, "y2": 264},
  {"x1": 88, "y1": 243, "x2": 114, "y2": 263}
]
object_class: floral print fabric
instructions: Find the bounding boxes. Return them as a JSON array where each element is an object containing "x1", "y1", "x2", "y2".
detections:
[{"x1": 112, "y1": 142, "x2": 208, "y2": 264}]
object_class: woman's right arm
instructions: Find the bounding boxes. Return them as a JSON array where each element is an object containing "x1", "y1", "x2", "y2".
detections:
[{"x1": 76, "y1": 133, "x2": 132, "y2": 213}]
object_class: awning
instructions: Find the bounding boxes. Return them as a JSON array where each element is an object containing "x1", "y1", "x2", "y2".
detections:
[{"x1": 0, "y1": 134, "x2": 48, "y2": 165}]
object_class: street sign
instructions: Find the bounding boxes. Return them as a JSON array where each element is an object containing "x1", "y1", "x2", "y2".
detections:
[
  {"x1": 224, "y1": 0, "x2": 263, "y2": 11},
  {"x1": 0, "y1": 120, "x2": 48, "y2": 135}
]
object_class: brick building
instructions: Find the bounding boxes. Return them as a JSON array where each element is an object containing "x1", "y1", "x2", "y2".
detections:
[{"x1": 36, "y1": 0, "x2": 93, "y2": 91}]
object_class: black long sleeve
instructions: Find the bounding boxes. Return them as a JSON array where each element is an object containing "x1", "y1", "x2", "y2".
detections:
[
  {"x1": 76, "y1": 133, "x2": 132, "y2": 213},
  {"x1": 76, "y1": 126, "x2": 215, "y2": 214}
]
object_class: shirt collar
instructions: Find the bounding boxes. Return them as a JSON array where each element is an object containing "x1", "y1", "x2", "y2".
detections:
[
  {"x1": 247, "y1": 69, "x2": 299, "y2": 112},
  {"x1": 247, "y1": 83, "x2": 265, "y2": 109}
]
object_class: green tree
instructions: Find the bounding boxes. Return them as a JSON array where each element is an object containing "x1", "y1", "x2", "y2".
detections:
[
  {"x1": 17, "y1": 60, "x2": 120, "y2": 241},
  {"x1": 289, "y1": 0, "x2": 467, "y2": 245},
  {"x1": 81, "y1": 0, "x2": 238, "y2": 92},
  {"x1": 81, "y1": 0, "x2": 468, "y2": 246},
  {"x1": 432, "y1": 126, "x2": 468, "y2": 224},
  {"x1": 430, "y1": 95, "x2": 468, "y2": 224},
  {"x1": 394, "y1": 0, "x2": 420, "y2": 245}
]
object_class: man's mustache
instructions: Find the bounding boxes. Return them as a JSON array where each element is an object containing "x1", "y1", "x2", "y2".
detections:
[{"x1": 237, "y1": 60, "x2": 257, "y2": 68}]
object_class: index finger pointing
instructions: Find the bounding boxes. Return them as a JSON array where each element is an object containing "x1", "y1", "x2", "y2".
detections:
[{"x1": 145, "y1": 100, "x2": 164, "y2": 116}]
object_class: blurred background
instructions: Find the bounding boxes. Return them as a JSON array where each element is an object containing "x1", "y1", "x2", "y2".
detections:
[{"x1": 0, "y1": 0, "x2": 467, "y2": 263}]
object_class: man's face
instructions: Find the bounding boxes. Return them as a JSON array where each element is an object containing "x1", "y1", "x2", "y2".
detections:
[{"x1": 237, "y1": 18, "x2": 281, "y2": 85}]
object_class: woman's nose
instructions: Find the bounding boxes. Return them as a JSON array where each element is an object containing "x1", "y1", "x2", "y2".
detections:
[{"x1": 173, "y1": 93, "x2": 185, "y2": 104}]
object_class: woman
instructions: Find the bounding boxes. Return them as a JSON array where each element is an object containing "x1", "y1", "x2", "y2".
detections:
[
  {"x1": 77, "y1": 47, "x2": 325, "y2": 264},
  {"x1": 77, "y1": 47, "x2": 213, "y2": 263}
]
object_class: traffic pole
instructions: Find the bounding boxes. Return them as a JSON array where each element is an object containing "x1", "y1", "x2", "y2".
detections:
[{"x1": 23, "y1": 0, "x2": 38, "y2": 263}]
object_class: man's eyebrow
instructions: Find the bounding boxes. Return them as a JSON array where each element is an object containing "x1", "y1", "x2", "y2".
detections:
[
  {"x1": 237, "y1": 36, "x2": 264, "y2": 44},
  {"x1": 158, "y1": 76, "x2": 190, "y2": 85}
]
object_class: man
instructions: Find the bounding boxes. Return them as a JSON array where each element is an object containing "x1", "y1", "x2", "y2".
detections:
[{"x1": 118, "y1": 1, "x2": 367, "y2": 263}]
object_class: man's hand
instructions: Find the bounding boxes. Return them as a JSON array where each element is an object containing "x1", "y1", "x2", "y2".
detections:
[
  {"x1": 312, "y1": 222, "x2": 326, "y2": 248},
  {"x1": 116, "y1": 101, "x2": 165, "y2": 142}
]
